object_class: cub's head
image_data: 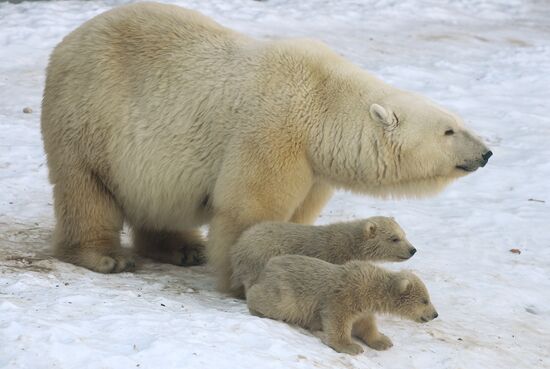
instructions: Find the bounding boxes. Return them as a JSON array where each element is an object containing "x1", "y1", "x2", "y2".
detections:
[
  {"x1": 368, "y1": 91, "x2": 492, "y2": 197},
  {"x1": 360, "y1": 216, "x2": 416, "y2": 261},
  {"x1": 390, "y1": 271, "x2": 438, "y2": 323}
]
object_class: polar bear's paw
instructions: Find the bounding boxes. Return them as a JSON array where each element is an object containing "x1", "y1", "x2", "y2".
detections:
[
  {"x1": 133, "y1": 228, "x2": 206, "y2": 267},
  {"x1": 176, "y1": 241, "x2": 206, "y2": 266},
  {"x1": 71, "y1": 248, "x2": 136, "y2": 274}
]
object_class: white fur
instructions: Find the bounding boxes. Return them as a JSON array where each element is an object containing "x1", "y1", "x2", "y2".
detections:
[{"x1": 41, "y1": 2, "x2": 490, "y2": 286}]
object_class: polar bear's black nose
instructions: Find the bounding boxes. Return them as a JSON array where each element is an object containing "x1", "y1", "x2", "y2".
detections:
[
  {"x1": 409, "y1": 248, "x2": 417, "y2": 256},
  {"x1": 481, "y1": 151, "x2": 493, "y2": 167},
  {"x1": 433, "y1": 312, "x2": 439, "y2": 319}
]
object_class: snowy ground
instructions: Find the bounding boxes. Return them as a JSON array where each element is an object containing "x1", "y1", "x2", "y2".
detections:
[{"x1": 1, "y1": 0, "x2": 549, "y2": 368}]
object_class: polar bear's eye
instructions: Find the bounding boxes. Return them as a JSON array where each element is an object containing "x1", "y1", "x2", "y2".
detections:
[
  {"x1": 444, "y1": 129, "x2": 455, "y2": 136},
  {"x1": 422, "y1": 299, "x2": 429, "y2": 305},
  {"x1": 391, "y1": 237, "x2": 400, "y2": 242}
]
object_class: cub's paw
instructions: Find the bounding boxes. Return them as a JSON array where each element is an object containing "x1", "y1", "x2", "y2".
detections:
[
  {"x1": 248, "y1": 308, "x2": 265, "y2": 318},
  {"x1": 366, "y1": 333, "x2": 393, "y2": 351},
  {"x1": 329, "y1": 342, "x2": 364, "y2": 355}
]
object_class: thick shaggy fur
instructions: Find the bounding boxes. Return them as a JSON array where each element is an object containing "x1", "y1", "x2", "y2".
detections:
[
  {"x1": 41, "y1": 2, "x2": 490, "y2": 287},
  {"x1": 247, "y1": 255, "x2": 438, "y2": 355},
  {"x1": 231, "y1": 216, "x2": 415, "y2": 293}
]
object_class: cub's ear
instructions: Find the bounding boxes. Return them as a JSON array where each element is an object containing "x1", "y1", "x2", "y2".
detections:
[
  {"x1": 364, "y1": 221, "x2": 377, "y2": 238},
  {"x1": 394, "y1": 278, "x2": 412, "y2": 295},
  {"x1": 370, "y1": 104, "x2": 398, "y2": 129}
]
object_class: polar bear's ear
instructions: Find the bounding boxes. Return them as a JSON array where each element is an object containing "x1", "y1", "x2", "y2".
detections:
[
  {"x1": 364, "y1": 221, "x2": 377, "y2": 238},
  {"x1": 395, "y1": 278, "x2": 412, "y2": 295},
  {"x1": 370, "y1": 104, "x2": 399, "y2": 130},
  {"x1": 370, "y1": 104, "x2": 392, "y2": 126}
]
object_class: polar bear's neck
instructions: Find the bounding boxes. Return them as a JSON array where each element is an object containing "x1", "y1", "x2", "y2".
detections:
[{"x1": 304, "y1": 71, "x2": 396, "y2": 193}]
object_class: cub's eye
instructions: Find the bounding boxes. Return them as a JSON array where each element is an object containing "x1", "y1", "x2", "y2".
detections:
[
  {"x1": 422, "y1": 299, "x2": 429, "y2": 305},
  {"x1": 391, "y1": 237, "x2": 400, "y2": 243},
  {"x1": 444, "y1": 129, "x2": 454, "y2": 136}
]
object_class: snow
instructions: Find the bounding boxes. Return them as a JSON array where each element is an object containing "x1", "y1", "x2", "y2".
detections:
[{"x1": 1, "y1": 0, "x2": 549, "y2": 368}]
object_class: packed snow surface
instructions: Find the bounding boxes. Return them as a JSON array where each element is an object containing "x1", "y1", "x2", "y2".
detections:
[{"x1": 1, "y1": 0, "x2": 549, "y2": 368}]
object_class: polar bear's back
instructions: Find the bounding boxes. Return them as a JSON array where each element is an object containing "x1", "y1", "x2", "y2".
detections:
[{"x1": 43, "y1": 2, "x2": 248, "y2": 133}]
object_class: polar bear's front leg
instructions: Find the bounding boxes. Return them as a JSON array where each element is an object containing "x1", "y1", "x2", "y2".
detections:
[
  {"x1": 208, "y1": 213, "x2": 253, "y2": 292},
  {"x1": 209, "y1": 198, "x2": 314, "y2": 293},
  {"x1": 208, "y1": 199, "x2": 304, "y2": 293},
  {"x1": 289, "y1": 181, "x2": 334, "y2": 224},
  {"x1": 208, "y1": 136, "x2": 313, "y2": 292}
]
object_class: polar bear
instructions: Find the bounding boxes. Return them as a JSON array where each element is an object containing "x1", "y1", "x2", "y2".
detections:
[
  {"x1": 231, "y1": 216, "x2": 415, "y2": 294},
  {"x1": 40, "y1": 2, "x2": 491, "y2": 289},
  {"x1": 247, "y1": 255, "x2": 438, "y2": 355}
]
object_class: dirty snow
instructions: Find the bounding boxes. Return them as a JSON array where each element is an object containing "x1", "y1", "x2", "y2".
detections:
[{"x1": 0, "y1": 1, "x2": 549, "y2": 368}]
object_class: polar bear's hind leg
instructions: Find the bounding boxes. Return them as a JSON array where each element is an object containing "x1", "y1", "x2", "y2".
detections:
[{"x1": 52, "y1": 167, "x2": 134, "y2": 273}]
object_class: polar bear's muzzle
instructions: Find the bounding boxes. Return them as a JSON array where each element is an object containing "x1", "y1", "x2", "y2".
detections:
[
  {"x1": 481, "y1": 150, "x2": 493, "y2": 167},
  {"x1": 456, "y1": 150, "x2": 493, "y2": 172}
]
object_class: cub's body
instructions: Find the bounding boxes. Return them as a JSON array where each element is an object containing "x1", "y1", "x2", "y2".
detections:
[
  {"x1": 247, "y1": 255, "x2": 438, "y2": 354},
  {"x1": 231, "y1": 216, "x2": 415, "y2": 293}
]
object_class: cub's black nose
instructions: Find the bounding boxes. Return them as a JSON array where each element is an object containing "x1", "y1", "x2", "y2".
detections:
[
  {"x1": 433, "y1": 312, "x2": 439, "y2": 319},
  {"x1": 481, "y1": 150, "x2": 493, "y2": 166},
  {"x1": 409, "y1": 248, "x2": 417, "y2": 256}
]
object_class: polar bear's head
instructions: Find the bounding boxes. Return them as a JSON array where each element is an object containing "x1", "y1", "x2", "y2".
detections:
[{"x1": 365, "y1": 91, "x2": 491, "y2": 197}]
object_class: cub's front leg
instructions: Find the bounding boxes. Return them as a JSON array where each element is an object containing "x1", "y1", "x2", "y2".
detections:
[
  {"x1": 352, "y1": 314, "x2": 393, "y2": 350},
  {"x1": 321, "y1": 307, "x2": 364, "y2": 355}
]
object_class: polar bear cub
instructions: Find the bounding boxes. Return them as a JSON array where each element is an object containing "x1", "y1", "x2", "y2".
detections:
[
  {"x1": 231, "y1": 216, "x2": 415, "y2": 293},
  {"x1": 247, "y1": 255, "x2": 438, "y2": 355}
]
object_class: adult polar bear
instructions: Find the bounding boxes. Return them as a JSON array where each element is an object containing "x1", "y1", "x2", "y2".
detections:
[{"x1": 41, "y1": 2, "x2": 491, "y2": 291}]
